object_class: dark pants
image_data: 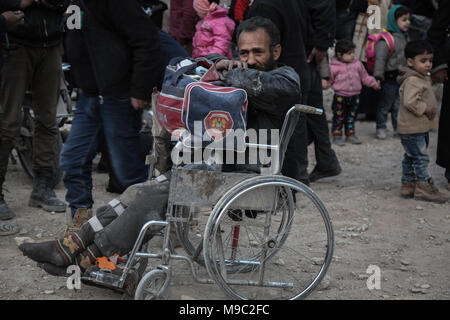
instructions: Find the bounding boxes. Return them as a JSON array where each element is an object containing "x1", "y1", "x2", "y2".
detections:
[
  {"x1": 60, "y1": 93, "x2": 148, "y2": 216},
  {"x1": 400, "y1": 132, "x2": 431, "y2": 183},
  {"x1": 94, "y1": 179, "x2": 170, "y2": 257},
  {"x1": 376, "y1": 78, "x2": 399, "y2": 130},
  {"x1": 331, "y1": 94, "x2": 359, "y2": 136},
  {"x1": 282, "y1": 63, "x2": 340, "y2": 184},
  {"x1": 0, "y1": 43, "x2": 61, "y2": 182}
]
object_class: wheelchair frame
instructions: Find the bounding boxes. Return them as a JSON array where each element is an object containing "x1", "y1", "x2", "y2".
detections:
[{"x1": 82, "y1": 104, "x2": 335, "y2": 300}]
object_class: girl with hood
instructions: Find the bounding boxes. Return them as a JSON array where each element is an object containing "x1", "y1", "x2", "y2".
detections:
[
  {"x1": 373, "y1": 4, "x2": 411, "y2": 140},
  {"x1": 327, "y1": 39, "x2": 381, "y2": 146},
  {"x1": 192, "y1": 0, "x2": 235, "y2": 59}
]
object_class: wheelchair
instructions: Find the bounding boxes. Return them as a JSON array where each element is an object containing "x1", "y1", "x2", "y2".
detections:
[{"x1": 81, "y1": 104, "x2": 335, "y2": 300}]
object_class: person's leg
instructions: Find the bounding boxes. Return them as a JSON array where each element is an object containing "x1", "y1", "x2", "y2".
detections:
[
  {"x1": 331, "y1": 95, "x2": 344, "y2": 134},
  {"x1": 345, "y1": 95, "x2": 362, "y2": 144},
  {"x1": 376, "y1": 80, "x2": 396, "y2": 139},
  {"x1": 391, "y1": 83, "x2": 400, "y2": 135},
  {"x1": 27, "y1": 45, "x2": 66, "y2": 212},
  {"x1": 408, "y1": 133, "x2": 448, "y2": 203},
  {"x1": 0, "y1": 43, "x2": 31, "y2": 219},
  {"x1": 100, "y1": 96, "x2": 148, "y2": 190},
  {"x1": 281, "y1": 113, "x2": 310, "y2": 185},
  {"x1": 60, "y1": 94, "x2": 102, "y2": 217},
  {"x1": 399, "y1": 134, "x2": 417, "y2": 198},
  {"x1": 94, "y1": 177, "x2": 170, "y2": 257},
  {"x1": 306, "y1": 66, "x2": 341, "y2": 181}
]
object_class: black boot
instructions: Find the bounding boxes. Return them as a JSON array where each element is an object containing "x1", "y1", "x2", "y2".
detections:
[
  {"x1": 0, "y1": 139, "x2": 14, "y2": 220},
  {"x1": 0, "y1": 193, "x2": 14, "y2": 220},
  {"x1": 28, "y1": 169, "x2": 66, "y2": 212},
  {"x1": 19, "y1": 221, "x2": 96, "y2": 266}
]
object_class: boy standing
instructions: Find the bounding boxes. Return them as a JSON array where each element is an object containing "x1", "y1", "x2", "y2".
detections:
[{"x1": 397, "y1": 40, "x2": 448, "y2": 203}]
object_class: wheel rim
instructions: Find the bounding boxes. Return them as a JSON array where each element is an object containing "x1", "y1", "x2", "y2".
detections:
[
  {"x1": 203, "y1": 175, "x2": 334, "y2": 300},
  {"x1": 135, "y1": 270, "x2": 169, "y2": 300}
]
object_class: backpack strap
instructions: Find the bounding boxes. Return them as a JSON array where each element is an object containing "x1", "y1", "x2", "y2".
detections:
[{"x1": 380, "y1": 28, "x2": 395, "y2": 56}]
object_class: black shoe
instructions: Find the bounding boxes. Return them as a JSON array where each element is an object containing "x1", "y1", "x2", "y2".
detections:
[
  {"x1": 0, "y1": 196, "x2": 15, "y2": 220},
  {"x1": 28, "y1": 170, "x2": 66, "y2": 212},
  {"x1": 309, "y1": 166, "x2": 342, "y2": 183}
]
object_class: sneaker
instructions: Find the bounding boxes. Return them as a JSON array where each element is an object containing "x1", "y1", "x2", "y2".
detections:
[
  {"x1": 414, "y1": 179, "x2": 448, "y2": 204},
  {"x1": 332, "y1": 135, "x2": 345, "y2": 146},
  {"x1": 309, "y1": 165, "x2": 342, "y2": 183},
  {"x1": 376, "y1": 128, "x2": 387, "y2": 140},
  {"x1": 346, "y1": 135, "x2": 362, "y2": 145},
  {"x1": 401, "y1": 181, "x2": 415, "y2": 198}
]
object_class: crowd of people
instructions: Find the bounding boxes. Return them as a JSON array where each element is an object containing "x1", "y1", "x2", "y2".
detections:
[{"x1": 0, "y1": 0, "x2": 448, "y2": 296}]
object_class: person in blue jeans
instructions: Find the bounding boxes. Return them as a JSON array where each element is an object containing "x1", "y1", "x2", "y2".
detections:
[
  {"x1": 397, "y1": 40, "x2": 447, "y2": 203},
  {"x1": 60, "y1": 0, "x2": 165, "y2": 219}
]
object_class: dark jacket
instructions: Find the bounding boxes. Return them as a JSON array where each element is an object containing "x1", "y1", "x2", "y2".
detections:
[
  {"x1": 0, "y1": 0, "x2": 68, "y2": 47},
  {"x1": 206, "y1": 53, "x2": 301, "y2": 131},
  {"x1": 0, "y1": 14, "x2": 5, "y2": 85},
  {"x1": 65, "y1": 0, "x2": 164, "y2": 100},
  {"x1": 247, "y1": 0, "x2": 335, "y2": 100},
  {"x1": 427, "y1": 0, "x2": 450, "y2": 169}
]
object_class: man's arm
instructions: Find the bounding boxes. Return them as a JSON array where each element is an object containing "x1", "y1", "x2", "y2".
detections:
[
  {"x1": 225, "y1": 66, "x2": 301, "y2": 116},
  {"x1": 107, "y1": 0, "x2": 164, "y2": 107},
  {"x1": 304, "y1": 0, "x2": 336, "y2": 64}
]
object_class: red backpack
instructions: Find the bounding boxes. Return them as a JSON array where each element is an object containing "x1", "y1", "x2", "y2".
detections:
[{"x1": 366, "y1": 29, "x2": 395, "y2": 74}]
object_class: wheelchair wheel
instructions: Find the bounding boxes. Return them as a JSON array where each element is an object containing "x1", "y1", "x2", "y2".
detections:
[
  {"x1": 134, "y1": 269, "x2": 170, "y2": 300},
  {"x1": 203, "y1": 175, "x2": 334, "y2": 300}
]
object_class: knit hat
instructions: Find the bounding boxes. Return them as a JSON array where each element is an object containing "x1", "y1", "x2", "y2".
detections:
[{"x1": 193, "y1": 0, "x2": 219, "y2": 19}]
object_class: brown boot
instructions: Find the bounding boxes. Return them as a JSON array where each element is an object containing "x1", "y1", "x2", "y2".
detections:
[
  {"x1": 61, "y1": 208, "x2": 93, "y2": 237},
  {"x1": 414, "y1": 179, "x2": 449, "y2": 204},
  {"x1": 401, "y1": 181, "x2": 415, "y2": 198}
]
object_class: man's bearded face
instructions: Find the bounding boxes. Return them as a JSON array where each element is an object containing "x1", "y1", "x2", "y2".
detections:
[{"x1": 238, "y1": 28, "x2": 280, "y2": 71}]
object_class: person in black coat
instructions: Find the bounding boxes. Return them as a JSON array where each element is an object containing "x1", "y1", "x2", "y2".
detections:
[
  {"x1": 247, "y1": 0, "x2": 342, "y2": 185},
  {"x1": 427, "y1": 0, "x2": 450, "y2": 190}
]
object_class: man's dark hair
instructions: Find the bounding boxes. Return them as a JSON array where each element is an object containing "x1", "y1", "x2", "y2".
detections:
[
  {"x1": 335, "y1": 39, "x2": 356, "y2": 55},
  {"x1": 395, "y1": 5, "x2": 412, "y2": 20},
  {"x1": 236, "y1": 16, "x2": 281, "y2": 47},
  {"x1": 405, "y1": 40, "x2": 434, "y2": 59}
]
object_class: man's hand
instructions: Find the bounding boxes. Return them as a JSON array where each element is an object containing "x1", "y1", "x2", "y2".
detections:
[
  {"x1": 131, "y1": 97, "x2": 149, "y2": 110},
  {"x1": 20, "y1": 0, "x2": 35, "y2": 9},
  {"x1": 424, "y1": 105, "x2": 437, "y2": 121},
  {"x1": 1, "y1": 11, "x2": 25, "y2": 30},
  {"x1": 215, "y1": 59, "x2": 248, "y2": 72},
  {"x1": 431, "y1": 69, "x2": 448, "y2": 84},
  {"x1": 307, "y1": 48, "x2": 328, "y2": 65}
]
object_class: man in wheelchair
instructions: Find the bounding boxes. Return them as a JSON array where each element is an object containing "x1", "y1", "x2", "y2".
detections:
[{"x1": 19, "y1": 17, "x2": 301, "y2": 279}]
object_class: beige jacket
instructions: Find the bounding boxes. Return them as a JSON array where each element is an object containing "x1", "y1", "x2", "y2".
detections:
[{"x1": 397, "y1": 66, "x2": 439, "y2": 134}]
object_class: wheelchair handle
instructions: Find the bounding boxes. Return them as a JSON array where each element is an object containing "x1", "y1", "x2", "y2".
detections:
[{"x1": 295, "y1": 104, "x2": 323, "y2": 115}]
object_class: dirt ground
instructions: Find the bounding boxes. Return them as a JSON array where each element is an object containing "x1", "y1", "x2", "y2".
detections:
[{"x1": 0, "y1": 88, "x2": 449, "y2": 301}]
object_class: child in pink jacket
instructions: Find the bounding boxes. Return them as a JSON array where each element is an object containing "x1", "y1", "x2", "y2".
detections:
[
  {"x1": 327, "y1": 39, "x2": 381, "y2": 145},
  {"x1": 192, "y1": 0, "x2": 235, "y2": 59}
]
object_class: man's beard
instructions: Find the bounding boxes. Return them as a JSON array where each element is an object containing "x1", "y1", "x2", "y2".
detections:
[{"x1": 249, "y1": 54, "x2": 277, "y2": 71}]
